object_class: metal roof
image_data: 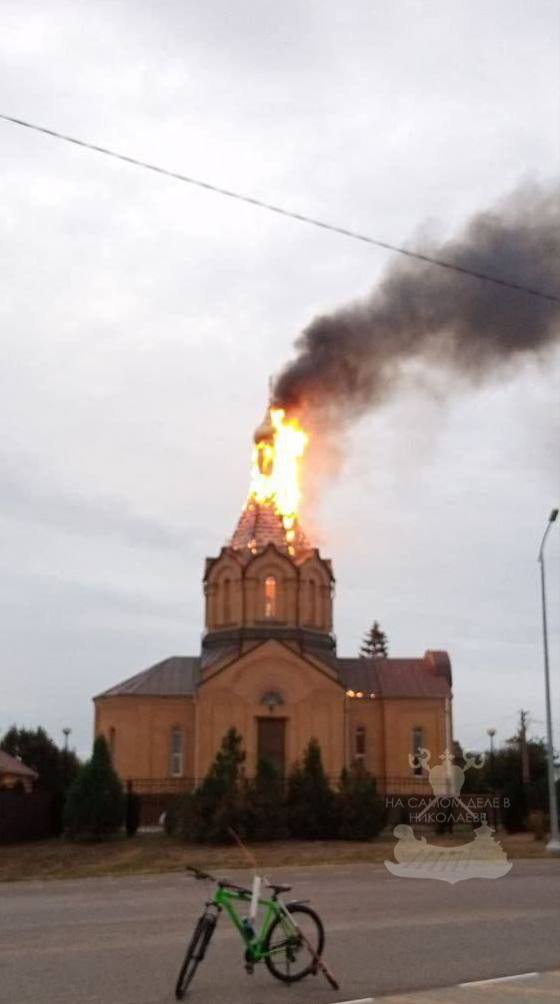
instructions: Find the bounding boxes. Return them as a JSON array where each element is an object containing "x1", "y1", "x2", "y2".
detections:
[
  {"x1": 97, "y1": 652, "x2": 450, "y2": 700},
  {"x1": 339, "y1": 657, "x2": 450, "y2": 698},
  {"x1": 96, "y1": 656, "x2": 200, "y2": 697},
  {"x1": 0, "y1": 750, "x2": 39, "y2": 778},
  {"x1": 230, "y1": 500, "x2": 310, "y2": 559}
]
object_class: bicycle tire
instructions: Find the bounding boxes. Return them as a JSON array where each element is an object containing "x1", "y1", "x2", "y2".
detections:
[
  {"x1": 175, "y1": 912, "x2": 216, "y2": 999},
  {"x1": 264, "y1": 904, "x2": 325, "y2": 983}
]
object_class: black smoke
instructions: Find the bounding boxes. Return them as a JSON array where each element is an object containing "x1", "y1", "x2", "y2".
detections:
[{"x1": 272, "y1": 184, "x2": 560, "y2": 424}]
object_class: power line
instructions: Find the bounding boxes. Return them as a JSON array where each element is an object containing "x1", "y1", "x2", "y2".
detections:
[{"x1": 1, "y1": 111, "x2": 559, "y2": 306}]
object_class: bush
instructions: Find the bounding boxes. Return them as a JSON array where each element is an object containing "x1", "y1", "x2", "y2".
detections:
[
  {"x1": 169, "y1": 733, "x2": 385, "y2": 845},
  {"x1": 64, "y1": 735, "x2": 124, "y2": 841},
  {"x1": 245, "y1": 759, "x2": 289, "y2": 841},
  {"x1": 336, "y1": 762, "x2": 385, "y2": 840},
  {"x1": 286, "y1": 739, "x2": 336, "y2": 839}
]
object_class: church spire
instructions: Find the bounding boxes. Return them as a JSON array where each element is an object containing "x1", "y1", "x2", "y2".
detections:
[{"x1": 230, "y1": 406, "x2": 310, "y2": 559}]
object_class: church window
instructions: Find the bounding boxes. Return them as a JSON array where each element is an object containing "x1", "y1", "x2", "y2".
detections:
[
  {"x1": 264, "y1": 575, "x2": 277, "y2": 618},
  {"x1": 309, "y1": 580, "x2": 317, "y2": 624},
  {"x1": 411, "y1": 726, "x2": 424, "y2": 775},
  {"x1": 355, "y1": 725, "x2": 366, "y2": 758},
  {"x1": 223, "y1": 577, "x2": 231, "y2": 623},
  {"x1": 108, "y1": 727, "x2": 116, "y2": 761},
  {"x1": 170, "y1": 727, "x2": 184, "y2": 777}
]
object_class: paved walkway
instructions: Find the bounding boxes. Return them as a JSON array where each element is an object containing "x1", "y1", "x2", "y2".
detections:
[{"x1": 374, "y1": 968, "x2": 560, "y2": 1002}]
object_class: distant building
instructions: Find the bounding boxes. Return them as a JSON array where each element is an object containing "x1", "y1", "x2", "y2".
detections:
[
  {"x1": 94, "y1": 499, "x2": 453, "y2": 791},
  {"x1": 0, "y1": 750, "x2": 38, "y2": 793}
]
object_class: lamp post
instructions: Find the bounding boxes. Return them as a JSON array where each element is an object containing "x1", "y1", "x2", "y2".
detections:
[
  {"x1": 538, "y1": 508, "x2": 560, "y2": 854},
  {"x1": 62, "y1": 727, "x2": 71, "y2": 753},
  {"x1": 486, "y1": 728, "x2": 496, "y2": 786}
]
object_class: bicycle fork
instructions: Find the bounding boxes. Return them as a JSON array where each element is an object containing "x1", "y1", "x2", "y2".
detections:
[{"x1": 195, "y1": 907, "x2": 219, "y2": 962}]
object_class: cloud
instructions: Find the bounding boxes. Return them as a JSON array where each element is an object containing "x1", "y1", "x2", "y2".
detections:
[{"x1": 0, "y1": 451, "x2": 199, "y2": 549}]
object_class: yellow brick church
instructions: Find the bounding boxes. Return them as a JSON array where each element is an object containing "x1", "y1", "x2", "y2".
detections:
[{"x1": 94, "y1": 411, "x2": 452, "y2": 794}]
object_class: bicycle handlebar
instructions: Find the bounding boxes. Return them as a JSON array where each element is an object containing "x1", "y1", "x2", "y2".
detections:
[
  {"x1": 186, "y1": 866, "x2": 216, "y2": 881},
  {"x1": 185, "y1": 866, "x2": 251, "y2": 895}
]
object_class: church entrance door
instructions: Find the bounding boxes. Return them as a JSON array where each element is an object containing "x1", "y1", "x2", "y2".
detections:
[{"x1": 256, "y1": 718, "x2": 286, "y2": 777}]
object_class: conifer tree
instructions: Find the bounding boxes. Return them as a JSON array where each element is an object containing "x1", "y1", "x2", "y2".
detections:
[
  {"x1": 179, "y1": 727, "x2": 248, "y2": 843},
  {"x1": 64, "y1": 735, "x2": 124, "y2": 840},
  {"x1": 337, "y1": 761, "x2": 385, "y2": 839},
  {"x1": 359, "y1": 620, "x2": 389, "y2": 658},
  {"x1": 286, "y1": 738, "x2": 335, "y2": 839}
]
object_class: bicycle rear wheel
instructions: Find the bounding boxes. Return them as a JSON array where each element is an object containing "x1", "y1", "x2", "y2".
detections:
[
  {"x1": 264, "y1": 904, "x2": 324, "y2": 983},
  {"x1": 175, "y1": 912, "x2": 217, "y2": 1000}
]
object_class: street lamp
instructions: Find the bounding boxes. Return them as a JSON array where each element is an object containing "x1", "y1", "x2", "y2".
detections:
[
  {"x1": 62, "y1": 727, "x2": 71, "y2": 752},
  {"x1": 486, "y1": 728, "x2": 497, "y2": 826},
  {"x1": 486, "y1": 728, "x2": 496, "y2": 786},
  {"x1": 538, "y1": 508, "x2": 560, "y2": 854}
]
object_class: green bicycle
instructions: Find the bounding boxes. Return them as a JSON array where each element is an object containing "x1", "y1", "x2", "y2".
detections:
[{"x1": 175, "y1": 866, "x2": 336, "y2": 998}]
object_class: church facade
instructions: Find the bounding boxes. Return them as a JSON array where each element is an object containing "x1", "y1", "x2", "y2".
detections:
[{"x1": 94, "y1": 499, "x2": 453, "y2": 793}]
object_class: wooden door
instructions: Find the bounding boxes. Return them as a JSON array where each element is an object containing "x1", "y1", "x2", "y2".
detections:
[{"x1": 257, "y1": 718, "x2": 286, "y2": 776}]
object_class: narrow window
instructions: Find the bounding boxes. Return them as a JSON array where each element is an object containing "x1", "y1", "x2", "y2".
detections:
[
  {"x1": 170, "y1": 727, "x2": 184, "y2": 777},
  {"x1": 412, "y1": 726, "x2": 424, "y2": 775},
  {"x1": 309, "y1": 580, "x2": 317, "y2": 624},
  {"x1": 264, "y1": 575, "x2": 277, "y2": 618},
  {"x1": 108, "y1": 727, "x2": 116, "y2": 762},
  {"x1": 223, "y1": 577, "x2": 231, "y2": 623},
  {"x1": 355, "y1": 725, "x2": 366, "y2": 758}
]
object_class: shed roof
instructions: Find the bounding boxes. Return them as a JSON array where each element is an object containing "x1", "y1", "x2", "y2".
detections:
[{"x1": 0, "y1": 750, "x2": 39, "y2": 779}]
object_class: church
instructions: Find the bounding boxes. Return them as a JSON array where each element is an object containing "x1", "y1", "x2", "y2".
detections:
[{"x1": 94, "y1": 409, "x2": 453, "y2": 795}]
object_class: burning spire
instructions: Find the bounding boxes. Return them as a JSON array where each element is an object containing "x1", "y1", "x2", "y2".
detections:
[{"x1": 231, "y1": 406, "x2": 310, "y2": 558}]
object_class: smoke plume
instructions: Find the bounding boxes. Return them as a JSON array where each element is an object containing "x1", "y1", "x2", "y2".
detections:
[{"x1": 272, "y1": 184, "x2": 560, "y2": 427}]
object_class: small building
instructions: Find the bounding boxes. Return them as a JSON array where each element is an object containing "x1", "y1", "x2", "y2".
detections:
[{"x1": 0, "y1": 750, "x2": 38, "y2": 793}]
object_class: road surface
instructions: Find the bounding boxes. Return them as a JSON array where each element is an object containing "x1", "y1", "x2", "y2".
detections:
[{"x1": 1, "y1": 860, "x2": 559, "y2": 1003}]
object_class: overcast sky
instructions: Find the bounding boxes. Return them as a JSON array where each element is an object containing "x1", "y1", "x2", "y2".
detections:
[{"x1": 1, "y1": 1, "x2": 559, "y2": 760}]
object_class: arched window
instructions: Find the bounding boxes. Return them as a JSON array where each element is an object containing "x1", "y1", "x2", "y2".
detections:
[
  {"x1": 223, "y1": 577, "x2": 231, "y2": 623},
  {"x1": 309, "y1": 580, "x2": 317, "y2": 624},
  {"x1": 264, "y1": 575, "x2": 277, "y2": 618},
  {"x1": 355, "y1": 725, "x2": 366, "y2": 758},
  {"x1": 170, "y1": 727, "x2": 184, "y2": 777}
]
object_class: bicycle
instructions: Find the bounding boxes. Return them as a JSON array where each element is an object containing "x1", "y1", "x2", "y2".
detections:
[{"x1": 175, "y1": 865, "x2": 337, "y2": 998}]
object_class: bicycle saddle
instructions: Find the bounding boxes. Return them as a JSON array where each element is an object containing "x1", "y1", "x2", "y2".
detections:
[{"x1": 266, "y1": 882, "x2": 292, "y2": 895}]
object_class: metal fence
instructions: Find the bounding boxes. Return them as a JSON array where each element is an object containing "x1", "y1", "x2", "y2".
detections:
[{"x1": 127, "y1": 775, "x2": 434, "y2": 796}]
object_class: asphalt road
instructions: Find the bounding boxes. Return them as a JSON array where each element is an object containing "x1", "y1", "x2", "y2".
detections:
[{"x1": 1, "y1": 860, "x2": 559, "y2": 1004}]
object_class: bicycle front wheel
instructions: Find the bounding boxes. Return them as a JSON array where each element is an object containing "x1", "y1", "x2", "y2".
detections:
[
  {"x1": 264, "y1": 904, "x2": 325, "y2": 983},
  {"x1": 175, "y1": 912, "x2": 216, "y2": 1000}
]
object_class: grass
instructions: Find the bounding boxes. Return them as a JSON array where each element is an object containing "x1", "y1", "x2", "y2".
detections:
[{"x1": 0, "y1": 830, "x2": 556, "y2": 883}]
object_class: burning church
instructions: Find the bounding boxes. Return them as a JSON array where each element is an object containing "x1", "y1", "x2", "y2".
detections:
[
  {"x1": 94, "y1": 406, "x2": 452, "y2": 791},
  {"x1": 93, "y1": 181, "x2": 560, "y2": 801}
]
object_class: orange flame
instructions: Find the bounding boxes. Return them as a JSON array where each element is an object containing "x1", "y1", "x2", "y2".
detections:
[{"x1": 248, "y1": 407, "x2": 308, "y2": 533}]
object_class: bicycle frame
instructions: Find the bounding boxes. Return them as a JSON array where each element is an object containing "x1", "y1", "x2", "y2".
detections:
[{"x1": 211, "y1": 885, "x2": 296, "y2": 963}]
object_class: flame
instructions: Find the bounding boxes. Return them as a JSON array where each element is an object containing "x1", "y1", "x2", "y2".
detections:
[{"x1": 248, "y1": 407, "x2": 308, "y2": 528}]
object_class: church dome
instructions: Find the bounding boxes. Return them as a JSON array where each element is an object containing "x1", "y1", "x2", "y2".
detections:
[{"x1": 230, "y1": 499, "x2": 311, "y2": 560}]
